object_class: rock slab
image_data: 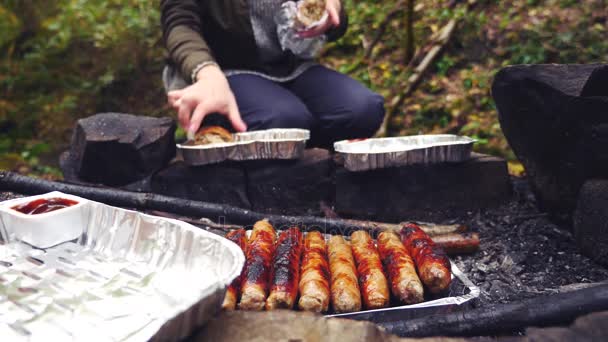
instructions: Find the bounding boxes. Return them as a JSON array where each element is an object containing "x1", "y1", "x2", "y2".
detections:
[
  {"x1": 150, "y1": 148, "x2": 332, "y2": 215},
  {"x1": 244, "y1": 148, "x2": 333, "y2": 216},
  {"x1": 193, "y1": 309, "x2": 608, "y2": 341},
  {"x1": 574, "y1": 179, "x2": 608, "y2": 266},
  {"x1": 150, "y1": 161, "x2": 251, "y2": 209},
  {"x1": 493, "y1": 64, "x2": 608, "y2": 223},
  {"x1": 193, "y1": 310, "x2": 477, "y2": 342},
  {"x1": 335, "y1": 153, "x2": 511, "y2": 222},
  {"x1": 63, "y1": 113, "x2": 176, "y2": 186}
]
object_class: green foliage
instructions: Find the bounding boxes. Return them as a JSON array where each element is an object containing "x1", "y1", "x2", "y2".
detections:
[
  {"x1": 1, "y1": 0, "x2": 168, "y2": 178},
  {"x1": 324, "y1": 0, "x2": 608, "y2": 166}
]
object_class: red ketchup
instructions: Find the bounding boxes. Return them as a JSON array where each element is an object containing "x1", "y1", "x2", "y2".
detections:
[{"x1": 11, "y1": 198, "x2": 78, "y2": 215}]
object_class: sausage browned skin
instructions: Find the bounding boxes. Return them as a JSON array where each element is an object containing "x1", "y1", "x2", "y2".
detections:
[
  {"x1": 298, "y1": 231, "x2": 331, "y2": 313},
  {"x1": 350, "y1": 231, "x2": 390, "y2": 309},
  {"x1": 238, "y1": 220, "x2": 276, "y2": 310},
  {"x1": 327, "y1": 235, "x2": 362, "y2": 313},
  {"x1": 432, "y1": 232, "x2": 480, "y2": 255},
  {"x1": 266, "y1": 227, "x2": 303, "y2": 310},
  {"x1": 222, "y1": 229, "x2": 249, "y2": 310},
  {"x1": 415, "y1": 222, "x2": 468, "y2": 236},
  {"x1": 377, "y1": 230, "x2": 424, "y2": 304},
  {"x1": 400, "y1": 222, "x2": 451, "y2": 294}
]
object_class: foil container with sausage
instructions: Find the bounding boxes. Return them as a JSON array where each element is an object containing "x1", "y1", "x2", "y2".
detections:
[
  {"x1": 220, "y1": 222, "x2": 479, "y2": 322},
  {"x1": 334, "y1": 134, "x2": 476, "y2": 171},
  {"x1": 178, "y1": 128, "x2": 310, "y2": 166},
  {"x1": 327, "y1": 263, "x2": 479, "y2": 323},
  {"x1": 0, "y1": 192, "x2": 245, "y2": 341}
]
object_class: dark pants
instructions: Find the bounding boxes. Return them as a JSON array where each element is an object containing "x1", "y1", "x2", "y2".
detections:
[{"x1": 227, "y1": 65, "x2": 385, "y2": 148}]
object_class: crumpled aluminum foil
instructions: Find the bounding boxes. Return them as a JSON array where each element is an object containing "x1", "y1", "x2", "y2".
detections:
[
  {"x1": 334, "y1": 135, "x2": 476, "y2": 171},
  {"x1": 0, "y1": 192, "x2": 245, "y2": 341},
  {"x1": 178, "y1": 128, "x2": 310, "y2": 166},
  {"x1": 326, "y1": 262, "x2": 480, "y2": 322},
  {"x1": 276, "y1": 1, "x2": 328, "y2": 59}
]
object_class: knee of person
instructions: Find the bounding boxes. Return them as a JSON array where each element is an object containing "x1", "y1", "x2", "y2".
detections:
[
  {"x1": 346, "y1": 91, "x2": 385, "y2": 136},
  {"x1": 266, "y1": 101, "x2": 314, "y2": 129}
]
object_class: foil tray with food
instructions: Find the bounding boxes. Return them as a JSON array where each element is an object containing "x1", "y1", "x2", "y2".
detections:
[
  {"x1": 334, "y1": 134, "x2": 476, "y2": 172},
  {"x1": 0, "y1": 192, "x2": 245, "y2": 341},
  {"x1": 276, "y1": 0, "x2": 329, "y2": 58},
  {"x1": 219, "y1": 220, "x2": 479, "y2": 322},
  {"x1": 177, "y1": 127, "x2": 310, "y2": 166}
]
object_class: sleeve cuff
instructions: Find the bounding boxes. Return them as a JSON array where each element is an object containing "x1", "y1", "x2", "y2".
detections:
[{"x1": 191, "y1": 61, "x2": 220, "y2": 83}]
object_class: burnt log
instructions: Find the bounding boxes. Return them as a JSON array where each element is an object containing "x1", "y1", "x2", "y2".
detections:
[
  {"x1": 335, "y1": 153, "x2": 511, "y2": 222},
  {"x1": 380, "y1": 283, "x2": 608, "y2": 337},
  {"x1": 493, "y1": 64, "x2": 608, "y2": 223},
  {"x1": 150, "y1": 161, "x2": 251, "y2": 209},
  {"x1": 244, "y1": 148, "x2": 333, "y2": 216},
  {"x1": 0, "y1": 171, "x2": 406, "y2": 236},
  {"x1": 60, "y1": 151, "x2": 154, "y2": 192},
  {"x1": 0, "y1": 171, "x2": 475, "y2": 242},
  {"x1": 574, "y1": 179, "x2": 608, "y2": 266},
  {"x1": 61, "y1": 113, "x2": 176, "y2": 186}
]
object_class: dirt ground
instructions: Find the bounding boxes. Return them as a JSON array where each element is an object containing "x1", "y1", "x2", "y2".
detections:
[{"x1": 453, "y1": 177, "x2": 608, "y2": 307}]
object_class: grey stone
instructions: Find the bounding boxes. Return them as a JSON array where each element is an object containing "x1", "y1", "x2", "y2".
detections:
[
  {"x1": 493, "y1": 64, "x2": 608, "y2": 223},
  {"x1": 150, "y1": 161, "x2": 251, "y2": 209},
  {"x1": 574, "y1": 179, "x2": 608, "y2": 266},
  {"x1": 244, "y1": 148, "x2": 333, "y2": 216},
  {"x1": 335, "y1": 153, "x2": 511, "y2": 222},
  {"x1": 64, "y1": 113, "x2": 176, "y2": 186},
  {"x1": 523, "y1": 311, "x2": 608, "y2": 342},
  {"x1": 194, "y1": 309, "x2": 481, "y2": 342},
  {"x1": 59, "y1": 150, "x2": 80, "y2": 183}
]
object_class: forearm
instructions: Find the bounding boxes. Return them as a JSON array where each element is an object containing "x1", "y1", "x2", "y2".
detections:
[{"x1": 161, "y1": 0, "x2": 216, "y2": 82}]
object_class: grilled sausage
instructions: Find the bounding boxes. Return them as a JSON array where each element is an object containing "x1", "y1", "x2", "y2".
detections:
[
  {"x1": 432, "y1": 232, "x2": 480, "y2": 255},
  {"x1": 350, "y1": 231, "x2": 390, "y2": 309},
  {"x1": 298, "y1": 231, "x2": 331, "y2": 313},
  {"x1": 327, "y1": 235, "x2": 362, "y2": 313},
  {"x1": 400, "y1": 222, "x2": 451, "y2": 294},
  {"x1": 414, "y1": 222, "x2": 468, "y2": 236},
  {"x1": 266, "y1": 227, "x2": 303, "y2": 310},
  {"x1": 238, "y1": 220, "x2": 276, "y2": 310},
  {"x1": 377, "y1": 230, "x2": 424, "y2": 304},
  {"x1": 222, "y1": 229, "x2": 249, "y2": 310}
]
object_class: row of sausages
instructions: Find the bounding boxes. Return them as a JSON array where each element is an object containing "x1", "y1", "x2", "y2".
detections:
[{"x1": 222, "y1": 221, "x2": 452, "y2": 313}]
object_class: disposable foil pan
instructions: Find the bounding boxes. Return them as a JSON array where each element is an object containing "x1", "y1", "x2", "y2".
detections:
[
  {"x1": 177, "y1": 129, "x2": 310, "y2": 166},
  {"x1": 334, "y1": 135, "x2": 475, "y2": 171},
  {"x1": 0, "y1": 192, "x2": 245, "y2": 341},
  {"x1": 326, "y1": 262, "x2": 479, "y2": 323},
  {"x1": 235, "y1": 229, "x2": 478, "y2": 321}
]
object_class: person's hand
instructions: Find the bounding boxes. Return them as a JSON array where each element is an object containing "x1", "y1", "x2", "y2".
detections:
[
  {"x1": 298, "y1": 0, "x2": 341, "y2": 39},
  {"x1": 167, "y1": 65, "x2": 247, "y2": 138}
]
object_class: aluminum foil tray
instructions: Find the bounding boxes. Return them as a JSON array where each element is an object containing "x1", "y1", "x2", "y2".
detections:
[
  {"x1": 334, "y1": 134, "x2": 475, "y2": 171},
  {"x1": 178, "y1": 128, "x2": 310, "y2": 166},
  {"x1": 0, "y1": 192, "x2": 245, "y2": 341},
  {"x1": 326, "y1": 262, "x2": 479, "y2": 323}
]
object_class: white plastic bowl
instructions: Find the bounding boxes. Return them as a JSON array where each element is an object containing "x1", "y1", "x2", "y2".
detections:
[{"x1": 0, "y1": 191, "x2": 89, "y2": 248}]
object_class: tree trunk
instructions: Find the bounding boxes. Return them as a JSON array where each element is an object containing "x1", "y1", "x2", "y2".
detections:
[
  {"x1": 404, "y1": 0, "x2": 415, "y2": 63},
  {"x1": 381, "y1": 283, "x2": 608, "y2": 337},
  {"x1": 11, "y1": 0, "x2": 41, "y2": 53},
  {"x1": 0, "y1": 171, "x2": 469, "y2": 240}
]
